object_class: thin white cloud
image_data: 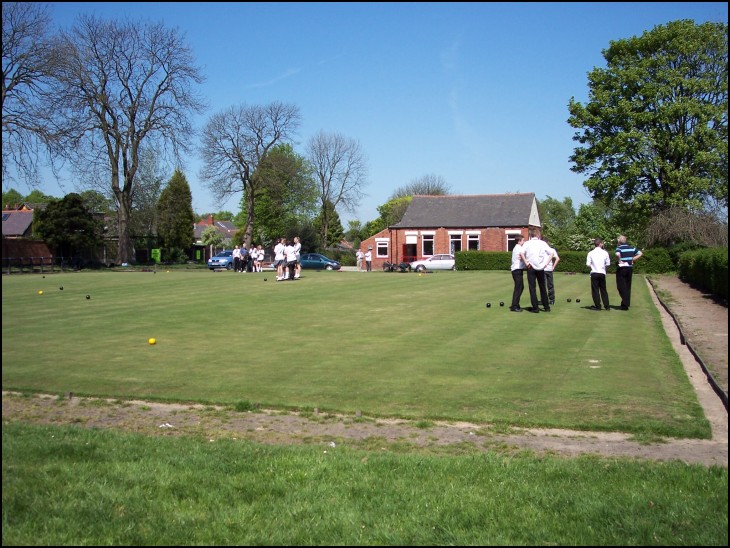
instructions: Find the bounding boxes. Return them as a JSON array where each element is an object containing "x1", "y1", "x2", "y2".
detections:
[{"x1": 244, "y1": 67, "x2": 302, "y2": 89}]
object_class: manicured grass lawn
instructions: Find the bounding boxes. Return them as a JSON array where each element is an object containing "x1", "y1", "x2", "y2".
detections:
[
  {"x1": 2, "y1": 421, "x2": 725, "y2": 546},
  {"x1": 3, "y1": 269, "x2": 726, "y2": 546},
  {"x1": 2, "y1": 269, "x2": 708, "y2": 438}
]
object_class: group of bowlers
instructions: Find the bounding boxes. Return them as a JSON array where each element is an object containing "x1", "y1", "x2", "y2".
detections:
[
  {"x1": 232, "y1": 244, "x2": 264, "y2": 273},
  {"x1": 273, "y1": 236, "x2": 302, "y2": 281},
  {"x1": 510, "y1": 229, "x2": 642, "y2": 313}
]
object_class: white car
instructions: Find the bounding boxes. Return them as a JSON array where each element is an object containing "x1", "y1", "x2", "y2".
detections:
[{"x1": 410, "y1": 254, "x2": 456, "y2": 272}]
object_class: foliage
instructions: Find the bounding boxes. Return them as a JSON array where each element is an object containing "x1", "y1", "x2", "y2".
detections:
[
  {"x1": 678, "y1": 247, "x2": 728, "y2": 299},
  {"x1": 313, "y1": 199, "x2": 344, "y2": 247},
  {"x1": 570, "y1": 201, "x2": 626, "y2": 251},
  {"x1": 47, "y1": 15, "x2": 205, "y2": 265},
  {"x1": 388, "y1": 174, "x2": 451, "y2": 199},
  {"x1": 245, "y1": 144, "x2": 317, "y2": 246},
  {"x1": 130, "y1": 147, "x2": 168, "y2": 239},
  {"x1": 568, "y1": 20, "x2": 728, "y2": 225},
  {"x1": 78, "y1": 190, "x2": 112, "y2": 214},
  {"x1": 23, "y1": 188, "x2": 58, "y2": 204},
  {"x1": 201, "y1": 226, "x2": 224, "y2": 253},
  {"x1": 306, "y1": 130, "x2": 367, "y2": 246},
  {"x1": 156, "y1": 170, "x2": 194, "y2": 261},
  {"x1": 644, "y1": 206, "x2": 728, "y2": 248},
  {"x1": 2, "y1": 188, "x2": 25, "y2": 209},
  {"x1": 34, "y1": 192, "x2": 102, "y2": 258},
  {"x1": 537, "y1": 196, "x2": 576, "y2": 249},
  {"x1": 199, "y1": 102, "x2": 301, "y2": 248},
  {"x1": 344, "y1": 220, "x2": 365, "y2": 248}
]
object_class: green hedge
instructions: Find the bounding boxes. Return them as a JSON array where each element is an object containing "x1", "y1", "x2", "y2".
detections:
[
  {"x1": 678, "y1": 247, "x2": 728, "y2": 300},
  {"x1": 455, "y1": 247, "x2": 673, "y2": 275}
]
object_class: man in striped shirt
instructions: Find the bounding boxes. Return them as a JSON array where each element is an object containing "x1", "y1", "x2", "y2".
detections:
[{"x1": 615, "y1": 235, "x2": 643, "y2": 310}]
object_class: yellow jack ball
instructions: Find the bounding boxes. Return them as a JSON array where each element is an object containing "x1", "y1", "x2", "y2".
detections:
[
  {"x1": 148, "y1": 338, "x2": 156, "y2": 345},
  {"x1": 38, "y1": 290, "x2": 43, "y2": 295},
  {"x1": 418, "y1": 273, "x2": 422, "y2": 277}
]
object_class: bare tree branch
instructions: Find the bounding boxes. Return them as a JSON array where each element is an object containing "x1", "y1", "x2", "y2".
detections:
[
  {"x1": 199, "y1": 101, "x2": 301, "y2": 246},
  {"x1": 47, "y1": 15, "x2": 206, "y2": 263},
  {"x1": 306, "y1": 130, "x2": 367, "y2": 244}
]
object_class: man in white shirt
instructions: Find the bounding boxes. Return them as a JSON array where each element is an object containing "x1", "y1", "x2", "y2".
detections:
[
  {"x1": 509, "y1": 235, "x2": 527, "y2": 312},
  {"x1": 586, "y1": 238, "x2": 611, "y2": 311},
  {"x1": 365, "y1": 248, "x2": 372, "y2": 272},
  {"x1": 522, "y1": 229, "x2": 552, "y2": 313},
  {"x1": 543, "y1": 239, "x2": 560, "y2": 306}
]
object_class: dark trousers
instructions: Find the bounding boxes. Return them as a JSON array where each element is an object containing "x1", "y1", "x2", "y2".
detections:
[
  {"x1": 527, "y1": 268, "x2": 550, "y2": 310},
  {"x1": 590, "y1": 273, "x2": 610, "y2": 309},
  {"x1": 545, "y1": 271, "x2": 555, "y2": 304},
  {"x1": 233, "y1": 257, "x2": 241, "y2": 272},
  {"x1": 511, "y1": 269, "x2": 524, "y2": 309},
  {"x1": 616, "y1": 267, "x2": 633, "y2": 308}
]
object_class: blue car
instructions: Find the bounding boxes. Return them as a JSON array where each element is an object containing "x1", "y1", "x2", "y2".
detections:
[
  {"x1": 299, "y1": 253, "x2": 341, "y2": 270},
  {"x1": 207, "y1": 250, "x2": 234, "y2": 270}
]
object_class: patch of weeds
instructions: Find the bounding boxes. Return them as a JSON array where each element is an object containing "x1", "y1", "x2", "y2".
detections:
[
  {"x1": 485, "y1": 423, "x2": 519, "y2": 435},
  {"x1": 414, "y1": 420, "x2": 434, "y2": 429},
  {"x1": 628, "y1": 432, "x2": 668, "y2": 445},
  {"x1": 233, "y1": 400, "x2": 256, "y2": 412},
  {"x1": 139, "y1": 405, "x2": 151, "y2": 411}
]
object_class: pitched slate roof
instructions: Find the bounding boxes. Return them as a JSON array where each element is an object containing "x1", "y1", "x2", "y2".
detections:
[
  {"x1": 2, "y1": 210, "x2": 34, "y2": 237},
  {"x1": 391, "y1": 193, "x2": 536, "y2": 229},
  {"x1": 193, "y1": 219, "x2": 238, "y2": 241}
]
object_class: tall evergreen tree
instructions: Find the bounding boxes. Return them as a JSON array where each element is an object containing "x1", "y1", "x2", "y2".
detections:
[{"x1": 156, "y1": 170, "x2": 194, "y2": 261}]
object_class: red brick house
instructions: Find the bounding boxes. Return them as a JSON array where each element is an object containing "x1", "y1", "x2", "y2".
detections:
[{"x1": 359, "y1": 193, "x2": 540, "y2": 270}]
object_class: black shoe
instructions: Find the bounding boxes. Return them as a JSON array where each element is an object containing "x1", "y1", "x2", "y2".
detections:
[
  {"x1": 528, "y1": 308, "x2": 539, "y2": 313},
  {"x1": 510, "y1": 307, "x2": 523, "y2": 312},
  {"x1": 589, "y1": 306, "x2": 600, "y2": 311},
  {"x1": 549, "y1": 300, "x2": 555, "y2": 305},
  {"x1": 620, "y1": 306, "x2": 629, "y2": 310},
  {"x1": 543, "y1": 308, "x2": 551, "y2": 312},
  {"x1": 604, "y1": 307, "x2": 610, "y2": 311}
]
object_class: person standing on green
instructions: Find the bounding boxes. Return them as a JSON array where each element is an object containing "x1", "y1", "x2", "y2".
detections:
[{"x1": 615, "y1": 235, "x2": 643, "y2": 310}]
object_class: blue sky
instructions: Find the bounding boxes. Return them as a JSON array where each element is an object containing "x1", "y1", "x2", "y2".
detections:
[{"x1": 42, "y1": 2, "x2": 727, "y2": 225}]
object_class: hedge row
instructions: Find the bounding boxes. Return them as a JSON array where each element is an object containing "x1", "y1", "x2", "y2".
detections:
[
  {"x1": 455, "y1": 248, "x2": 675, "y2": 274},
  {"x1": 678, "y1": 248, "x2": 728, "y2": 300}
]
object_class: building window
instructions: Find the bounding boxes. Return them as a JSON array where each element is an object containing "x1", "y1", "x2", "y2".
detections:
[
  {"x1": 467, "y1": 234, "x2": 480, "y2": 251},
  {"x1": 450, "y1": 234, "x2": 462, "y2": 254},
  {"x1": 507, "y1": 233, "x2": 522, "y2": 251},
  {"x1": 422, "y1": 234, "x2": 434, "y2": 256},
  {"x1": 376, "y1": 241, "x2": 388, "y2": 257}
]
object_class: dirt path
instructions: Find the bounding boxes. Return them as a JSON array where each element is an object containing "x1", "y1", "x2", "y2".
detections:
[{"x1": 3, "y1": 276, "x2": 727, "y2": 467}]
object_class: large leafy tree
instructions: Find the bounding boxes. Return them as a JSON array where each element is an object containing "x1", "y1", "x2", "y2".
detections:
[
  {"x1": 537, "y1": 196, "x2": 577, "y2": 249},
  {"x1": 48, "y1": 15, "x2": 205, "y2": 265},
  {"x1": 199, "y1": 102, "x2": 301, "y2": 248},
  {"x1": 246, "y1": 143, "x2": 317, "y2": 246},
  {"x1": 156, "y1": 170, "x2": 194, "y2": 260},
  {"x1": 568, "y1": 20, "x2": 728, "y2": 223},
  {"x1": 35, "y1": 192, "x2": 102, "y2": 259}
]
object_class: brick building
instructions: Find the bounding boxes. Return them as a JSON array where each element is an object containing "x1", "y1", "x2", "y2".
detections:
[{"x1": 359, "y1": 193, "x2": 540, "y2": 270}]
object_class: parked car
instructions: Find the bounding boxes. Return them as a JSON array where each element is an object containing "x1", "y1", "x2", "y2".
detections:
[
  {"x1": 207, "y1": 250, "x2": 234, "y2": 270},
  {"x1": 410, "y1": 254, "x2": 456, "y2": 272},
  {"x1": 299, "y1": 253, "x2": 341, "y2": 270}
]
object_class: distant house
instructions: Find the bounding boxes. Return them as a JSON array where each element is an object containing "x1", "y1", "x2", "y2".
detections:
[
  {"x1": 2, "y1": 210, "x2": 34, "y2": 238},
  {"x1": 192, "y1": 215, "x2": 239, "y2": 262},
  {"x1": 358, "y1": 193, "x2": 540, "y2": 270}
]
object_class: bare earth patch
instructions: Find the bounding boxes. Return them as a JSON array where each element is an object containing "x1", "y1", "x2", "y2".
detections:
[{"x1": 3, "y1": 276, "x2": 727, "y2": 467}]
